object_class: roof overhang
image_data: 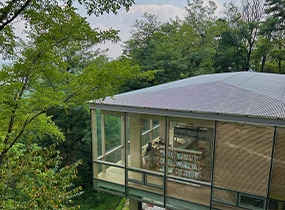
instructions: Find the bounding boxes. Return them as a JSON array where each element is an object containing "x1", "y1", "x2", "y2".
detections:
[{"x1": 90, "y1": 103, "x2": 285, "y2": 127}]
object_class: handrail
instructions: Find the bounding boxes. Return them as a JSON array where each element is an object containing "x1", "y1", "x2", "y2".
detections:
[
  {"x1": 97, "y1": 140, "x2": 130, "y2": 160},
  {"x1": 142, "y1": 124, "x2": 160, "y2": 137},
  {"x1": 158, "y1": 145, "x2": 202, "y2": 154}
]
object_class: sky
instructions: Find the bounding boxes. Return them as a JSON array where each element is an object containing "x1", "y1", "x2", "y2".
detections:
[
  {"x1": 0, "y1": 0, "x2": 241, "y2": 65},
  {"x1": 80, "y1": 0, "x2": 241, "y2": 59}
]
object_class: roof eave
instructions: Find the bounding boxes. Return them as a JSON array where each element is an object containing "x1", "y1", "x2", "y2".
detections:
[{"x1": 89, "y1": 103, "x2": 285, "y2": 127}]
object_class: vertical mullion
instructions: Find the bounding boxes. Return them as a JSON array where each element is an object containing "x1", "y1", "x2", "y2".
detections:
[
  {"x1": 124, "y1": 112, "x2": 127, "y2": 197},
  {"x1": 265, "y1": 126, "x2": 277, "y2": 210},
  {"x1": 163, "y1": 116, "x2": 168, "y2": 208},
  {"x1": 210, "y1": 121, "x2": 217, "y2": 210}
]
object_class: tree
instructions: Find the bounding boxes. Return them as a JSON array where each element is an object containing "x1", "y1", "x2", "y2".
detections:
[
  {"x1": 0, "y1": 142, "x2": 82, "y2": 209},
  {"x1": 123, "y1": 12, "x2": 163, "y2": 89},
  {"x1": 264, "y1": 0, "x2": 285, "y2": 48},
  {"x1": 0, "y1": 0, "x2": 134, "y2": 59},
  {"x1": 216, "y1": 0, "x2": 265, "y2": 71},
  {"x1": 180, "y1": 0, "x2": 217, "y2": 75},
  {"x1": 0, "y1": 1, "x2": 152, "y2": 208}
]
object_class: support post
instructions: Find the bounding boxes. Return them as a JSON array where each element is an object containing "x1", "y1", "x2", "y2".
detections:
[
  {"x1": 121, "y1": 116, "x2": 125, "y2": 164},
  {"x1": 150, "y1": 119, "x2": 153, "y2": 142},
  {"x1": 129, "y1": 199, "x2": 142, "y2": 210},
  {"x1": 101, "y1": 113, "x2": 106, "y2": 172},
  {"x1": 129, "y1": 114, "x2": 142, "y2": 168}
]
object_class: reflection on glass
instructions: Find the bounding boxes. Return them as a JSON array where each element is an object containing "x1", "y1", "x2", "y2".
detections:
[
  {"x1": 126, "y1": 187, "x2": 164, "y2": 206},
  {"x1": 93, "y1": 179, "x2": 124, "y2": 196},
  {"x1": 214, "y1": 122, "x2": 274, "y2": 197},
  {"x1": 268, "y1": 200, "x2": 285, "y2": 210},
  {"x1": 166, "y1": 197, "x2": 209, "y2": 210},
  {"x1": 167, "y1": 118, "x2": 214, "y2": 183},
  {"x1": 213, "y1": 188, "x2": 236, "y2": 204},
  {"x1": 270, "y1": 127, "x2": 285, "y2": 201},
  {"x1": 212, "y1": 201, "x2": 244, "y2": 210},
  {"x1": 166, "y1": 179, "x2": 211, "y2": 207},
  {"x1": 97, "y1": 112, "x2": 125, "y2": 165},
  {"x1": 239, "y1": 194, "x2": 265, "y2": 209}
]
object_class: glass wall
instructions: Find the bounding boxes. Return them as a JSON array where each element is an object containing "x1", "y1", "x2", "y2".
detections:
[
  {"x1": 126, "y1": 113, "x2": 165, "y2": 205},
  {"x1": 268, "y1": 200, "x2": 285, "y2": 210},
  {"x1": 166, "y1": 117, "x2": 215, "y2": 183},
  {"x1": 269, "y1": 127, "x2": 285, "y2": 201},
  {"x1": 96, "y1": 110, "x2": 125, "y2": 165},
  {"x1": 164, "y1": 117, "x2": 214, "y2": 208},
  {"x1": 91, "y1": 108, "x2": 285, "y2": 210},
  {"x1": 214, "y1": 122, "x2": 274, "y2": 197},
  {"x1": 127, "y1": 113, "x2": 164, "y2": 171}
]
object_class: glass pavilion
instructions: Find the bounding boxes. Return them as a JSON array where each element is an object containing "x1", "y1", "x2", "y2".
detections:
[{"x1": 90, "y1": 72, "x2": 285, "y2": 210}]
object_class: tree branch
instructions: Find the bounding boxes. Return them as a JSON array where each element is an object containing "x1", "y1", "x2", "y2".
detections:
[{"x1": 0, "y1": 0, "x2": 32, "y2": 32}]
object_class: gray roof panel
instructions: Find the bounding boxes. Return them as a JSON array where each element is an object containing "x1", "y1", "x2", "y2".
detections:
[{"x1": 94, "y1": 72, "x2": 285, "y2": 119}]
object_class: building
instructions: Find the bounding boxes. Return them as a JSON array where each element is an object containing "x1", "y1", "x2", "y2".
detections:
[{"x1": 90, "y1": 72, "x2": 285, "y2": 210}]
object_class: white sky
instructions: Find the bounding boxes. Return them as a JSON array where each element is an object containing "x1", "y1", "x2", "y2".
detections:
[{"x1": 82, "y1": 0, "x2": 241, "y2": 59}]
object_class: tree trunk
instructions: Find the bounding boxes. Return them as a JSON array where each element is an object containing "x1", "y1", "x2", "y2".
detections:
[{"x1": 261, "y1": 55, "x2": 266, "y2": 72}]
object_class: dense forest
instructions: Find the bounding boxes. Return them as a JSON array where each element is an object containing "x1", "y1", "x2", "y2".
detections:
[
  {"x1": 121, "y1": 0, "x2": 285, "y2": 92},
  {"x1": 0, "y1": 0, "x2": 284, "y2": 209}
]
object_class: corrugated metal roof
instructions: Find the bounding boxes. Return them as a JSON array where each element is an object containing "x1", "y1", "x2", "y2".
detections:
[{"x1": 92, "y1": 72, "x2": 285, "y2": 119}]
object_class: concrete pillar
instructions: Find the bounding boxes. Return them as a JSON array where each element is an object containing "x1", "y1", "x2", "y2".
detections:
[
  {"x1": 129, "y1": 114, "x2": 142, "y2": 168},
  {"x1": 129, "y1": 199, "x2": 142, "y2": 210},
  {"x1": 278, "y1": 202, "x2": 283, "y2": 210},
  {"x1": 159, "y1": 119, "x2": 166, "y2": 141},
  {"x1": 150, "y1": 119, "x2": 153, "y2": 142}
]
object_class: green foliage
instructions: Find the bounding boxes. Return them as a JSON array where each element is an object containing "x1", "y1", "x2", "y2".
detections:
[
  {"x1": 116, "y1": 197, "x2": 127, "y2": 210},
  {"x1": 0, "y1": 142, "x2": 81, "y2": 209},
  {"x1": 0, "y1": 1, "x2": 153, "y2": 209},
  {"x1": 123, "y1": 1, "x2": 218, "y2": 91}
]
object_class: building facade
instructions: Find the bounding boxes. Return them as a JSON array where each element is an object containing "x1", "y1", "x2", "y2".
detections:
[{"x1": 90, "y1": 72, "x2": 285, "y2": 210}]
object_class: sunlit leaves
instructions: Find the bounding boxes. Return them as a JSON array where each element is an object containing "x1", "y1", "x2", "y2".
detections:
[{"x1": 0, "y1": 142, "x2": 81, "y2": 209}]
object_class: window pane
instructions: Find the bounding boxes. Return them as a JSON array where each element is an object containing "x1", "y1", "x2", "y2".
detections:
[
  {"x1": 214, "y1": 122, "x2": 274, "y2": 197},
  {"x1": 93, "y1": 179, "x2": 124, "y2": 196},
  {"x1": 213, "y1": 188, "x2": 236, "y2": 204},
  {"x1": 99, "y1": 112, "x2": 125, "y2": 165},
  {"x1": 146, "y1": 174, "x2": 164, "y2": 188},
  {"x1": 166, "y1": 196, "x2": 209, "y2": 210},
  {"x1": 105, "y1": 114, "x2": 121, "y2": 152},
  {"x1": 127, "y1": 114, "x2": 164, "y2": 175},
  {"x1": 167, "y1": 117, "x2": 214, "y2": 183},
  {"x1": 127, "y1": 176, "x2": 164, "y2": 195},
  {"x1": 126, "y1": 187, "x2": 164, "y2": 206},
  {"x1": 270, "y1": 127, "x2": 285, "y2": 201},
  {"x1": 142, "y1": 133, "x2": 150, "y2": 147},
  {"x1": 142, "y1": 118, "x2": 150, "y2": 133},
  {"x1": 166, "y1": 179, "x2": 211, "y2": 207},
  {"x1": 94, "y1": 163, "x2": 125, "y2": 186},
  {"x1": 239, "y1": 194, "x2": 265, "y2": 209},
  {"x1": 268, "y1": 200, "x2": 285, "y2": 210},
  {"x1": 212, "y1": 201, "x2": 244, "y2": 210},
  {"x1": 127, "y1": 169, "x2": 143, "y2": 183}
]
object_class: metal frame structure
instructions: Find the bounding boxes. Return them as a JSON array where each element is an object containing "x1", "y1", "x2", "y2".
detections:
[{"x1": 91, "y1": 108, "x2": 285, "y2": 210}]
